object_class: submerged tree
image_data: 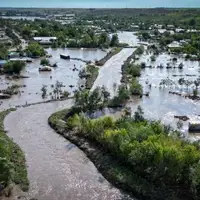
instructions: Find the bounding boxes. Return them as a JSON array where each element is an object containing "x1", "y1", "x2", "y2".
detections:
[
  {"x1": 4, "y1": 61, "x2": 25, "y2": 74},
  {"x1": 134, "y1": 106, "x2": 144, "y2": 122},
  {"x1": 110, "y1": 34, "x2": 119, "y2": 47},
  {"x1": 41, "y1": 85, "x2": 47, "y2": 99},
  {"x1": 40, "y1": 58, "x2": 50, "y2": 66}
]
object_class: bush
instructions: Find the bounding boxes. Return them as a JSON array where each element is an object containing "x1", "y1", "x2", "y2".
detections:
[
  {"x1": 127, "y1": 64, "x2": 141, "y2": 77},
  {"x1": 130, "y1": 78, "x2": 143, "y2": 95},
  {"x1": 40, "y1": 58, "x2": 50, "y2": 66},
  {"x1": 193, "y1": 89, "x2": 198, "y2": 97},
  {"x1": 109, "y1": 85, "x2": 130, "y2": 107},
  {"x1": 150, "y1": 55, "x2": 156, "y2": 62},
  {"x1": 4, "y1": 61, "x2": 25, "y2": 74},
  {"x1": 26, "y1": 42, "x2": 45, "y2": 57},
  {"x1": 74, "y1": 87, "x2": 110, "y2": 113},
  {"x1": 135, "y1": 46, "x2": 144, "y2": 55}
]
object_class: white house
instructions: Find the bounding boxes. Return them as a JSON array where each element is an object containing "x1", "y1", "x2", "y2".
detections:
[{"x1": 33, "y1": 37, "x2": 57, "y2": 44}]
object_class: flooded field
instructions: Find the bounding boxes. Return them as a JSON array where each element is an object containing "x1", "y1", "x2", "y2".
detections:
[
  {"x1": 0, "y1": 48, "x2": 106, "y2": 110},
  {"x1": 4, "y1": 99, "x2": 133, "y2": 200},
  {"x1": 3, "y1": 31, "x2": 200, "y2": 200},
  {"x1": 129, "y1": 52, "x2": 200, "y2": 140}
]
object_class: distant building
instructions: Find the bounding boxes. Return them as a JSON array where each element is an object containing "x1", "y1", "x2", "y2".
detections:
[
  {"x1": 33, "y1": 37, "x2": 57, "y2": 44},
  {"x1": 167, "y1": 25, "x2": 174, "y2": 29},
  {"x1": 8, "y1": 51, "x2": 20, "y2": 59},
  {"x1": 175, "y1": 28, "x2": 185, "y2": 33},
  {"x1": 158, "y1": 29, "x2": 167, "y2": 34},
  {"x1": 168, "y1": 41, "x2": 181, "y2": 48}
]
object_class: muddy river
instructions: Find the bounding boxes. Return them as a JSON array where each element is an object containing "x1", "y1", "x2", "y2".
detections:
[
  {"x1": 3, "y1": 31, "x2": 200, "y2": 200},
  {"x1": 4, "y1": 99, "x2": 133, "y2": 200}
]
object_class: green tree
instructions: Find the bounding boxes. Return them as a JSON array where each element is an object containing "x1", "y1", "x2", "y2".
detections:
[
  {"x1": 40, "y1": 59, "x2": 50, "y2": 66},
  {"x1": 110, "y1": 34, "x2": 119, "y2": 47},
  {"x1": 41, "y1": 85, "x2": 47, "y2": 99},
  {"x1": 26, "y1": 42, "x2": 45, "y2": 57},
  {"x1": 4, "y1": 61, "x2": 25, "y2": 74},
  {"x1": 130, "y1": 78, "x2": 143, "y2": 95},
  {"x1": 0, "y1": 45, "x2": 8, "y2": 60},
  {"x1": 134, "y1": 106, "x2": 144, "y2": 122}
]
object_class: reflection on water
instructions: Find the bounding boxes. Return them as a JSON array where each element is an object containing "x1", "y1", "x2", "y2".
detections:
[{"x1": 4, "y1": 99, "x2": 133, "y2": 200}]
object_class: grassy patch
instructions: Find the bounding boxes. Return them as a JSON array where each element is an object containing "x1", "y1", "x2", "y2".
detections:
[
  {"x1": 0, "y1": 109, "x2": 29, "y2": 191},
  {"x1": 85, "y1": 65, "x2": 99, "y2": 90}
]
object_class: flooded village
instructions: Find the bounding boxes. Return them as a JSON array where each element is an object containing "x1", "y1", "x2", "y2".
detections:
[{"x1": 1, "y1": 7, "x2": 200, "y2": 200}]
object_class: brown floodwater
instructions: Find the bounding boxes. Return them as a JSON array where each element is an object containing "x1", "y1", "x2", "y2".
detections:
[
  {"x1": 3, "y1": 31, "x2": 200, "y2": 200},
  {"x1": 129, "y1": 52, "x2": 200, "y2": 140},
  {"x1": 4, "y1": 99, "x2": 133, "y2": 200},
  {"x1": 0, "y1": 48, "x2": 106, "y2": 110}
]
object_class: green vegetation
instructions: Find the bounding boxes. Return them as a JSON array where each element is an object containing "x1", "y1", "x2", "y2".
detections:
[
  {"x1": 0, "y1": 109, "x2": 28, "y2": 191},
  {"x1": 109, "y1": 85, "x2": 130, "y2": 107},
  {"x1": 41, "y1": 85, "x2": 47, "y2": 99},
  {"x1": 74, "y1": 87, "x2": 110, "y2": 113},
  {"x1": 3, "y1": 84, "x2": 20, "y2": 96},
  {"x1": 26, "y1": 42, "x2": 45, "y2": 57},
  {"x1": 134, "y1": 46, "x2": 145, "y2": 55},
  {"x1": 0, "y1": 45, "x2": 8, "y2": 60},
  {"x1": 4, "y1": 61, "x2": 25, "y2": 74},
  {"x1": 79, "y1": 65, "x2": 99, "y2": 89},
  {"x1": 130, "y1": 78, "x2": 143, "y2": 95},
  {"x1": 120, "y1": 48, "x2": 143, "y2": 97},
  {"x1": 50, "y1": 103, "x2": 200, "y2": 200},
  {"x1": 85, "y1": 65, "x2": 99, "y2": 89},
  {"x1": 126, "y1": 64, "x2": 141, "y2": 77},
  {"x1": 110, "y1": 34, "x2": 119, "y2": 47},
  {"x1": 40, "y1": 58, "x2": 50, "y2": 66}
]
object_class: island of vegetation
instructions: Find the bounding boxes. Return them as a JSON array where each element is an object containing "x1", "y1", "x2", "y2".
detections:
[{"x1": 49, "y1": 87, "x2": 200, "y2": 200}]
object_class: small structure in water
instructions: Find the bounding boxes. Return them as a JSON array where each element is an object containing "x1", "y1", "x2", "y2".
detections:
[
  {"x1": 188, "y1": 122, "x2": 200, "y2": 132},
  {"x1": 178, "y1": 63, "x2": 184, "y2": 69},
  {"x1": 60, "y1": 54, "x2": 70, "y2": 60},
  {"x1": 39, "y1": 66, "x2": 52, "y2": 72},
  {"x1": 52, "y1": 63, "x2": 58, "y2": 67},
  {"x1": 0, "y1": 93, "x2": 11, "y2": 99}
]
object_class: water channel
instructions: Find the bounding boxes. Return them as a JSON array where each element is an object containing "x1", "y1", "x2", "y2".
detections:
[{"x1": 4, "y1": 99, "x2": 133, "y2": 200}]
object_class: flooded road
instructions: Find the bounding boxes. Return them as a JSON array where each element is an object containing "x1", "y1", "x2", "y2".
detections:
[
  {"x1": 92, "y1": 32, "x2": 138, "y2": 97},
  {"x1": 4, "y1": 100, "x2": 133, "y2": 200},
  {"x1": 92, "y1": 48, "x2": 135, "y2": 97}
]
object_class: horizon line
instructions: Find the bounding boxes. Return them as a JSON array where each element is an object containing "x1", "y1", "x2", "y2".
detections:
[{"x1": 0, "y1": 7, "x2": 199, "y2": 9}]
